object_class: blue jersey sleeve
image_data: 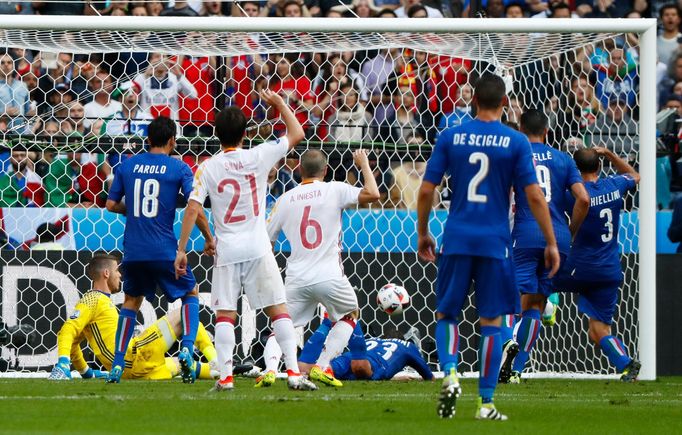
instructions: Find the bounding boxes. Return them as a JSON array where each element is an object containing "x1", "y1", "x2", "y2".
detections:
[
  {"x1": 513, "y1": 135, "x2": 537, "y2": 189},
  {"x1": 348, "y1": 322, "x2": 367, "y2": 359},
  {"x1": 566, "y1": 157, "x2": 583, "y2": 187},
  {"x1": 423, "y1": 130, "x2": 449, "y2": 185},
  {"x1": 179, "y1": 162, "x2": 194, "y2": 200},
  {"x1": 108, "y1": 165, "x2": 124, "y2": 202},
  {"x1": 612, "y1": 174, "x2": 637, "y2": 195},
  {"x1": 405, "y1": 345, "x2": 433, "y2": 380}
]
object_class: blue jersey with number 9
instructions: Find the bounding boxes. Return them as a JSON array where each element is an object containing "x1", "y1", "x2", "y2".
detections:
[
  {"x1": 108, "y1": 152, "x2": 194, "y2": 262},
  {"x1": 424, "y1": 119, "x2": 537, "y2": 259}
]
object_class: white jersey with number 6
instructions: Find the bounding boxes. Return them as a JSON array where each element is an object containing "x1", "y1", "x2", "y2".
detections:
[
  {"x1": 267, "y1": 180, "x2": 361, "y2": 288},
  {"x1": 190, "y1": 137, "x2": 289, "y2": 266}
]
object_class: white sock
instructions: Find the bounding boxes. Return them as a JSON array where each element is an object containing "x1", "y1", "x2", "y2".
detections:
[
  {"x1": 272, "y1": 314, "x2": 300, "y2": 375},
  {"x1": 215, "y1": 318, "x2": 235, "y2": 380},
  {"x1": 317, "y1": 319, "x2": 355, "y2": 369},
  {"x1": 263, "y1": 334, "x2": 283, "y2": 373}
]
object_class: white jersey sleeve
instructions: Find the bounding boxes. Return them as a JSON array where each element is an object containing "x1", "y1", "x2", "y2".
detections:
[
  {"x1": 254, "y1": 136, "x2": 289, "y2": 170},
  {"x1": 266, "y1": 197, "x2": 284, "y2": 243},
  {"x1": 332, "y1": 181, "x2": 362, "y2": 209},
  {"x1": 189, "y1": 161, "x2": 209, "y2": 205}
]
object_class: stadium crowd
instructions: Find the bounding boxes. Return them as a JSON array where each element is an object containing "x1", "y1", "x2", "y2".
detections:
[{"x1": 0, "y1": 0, "x2": 678, "y2": 217}]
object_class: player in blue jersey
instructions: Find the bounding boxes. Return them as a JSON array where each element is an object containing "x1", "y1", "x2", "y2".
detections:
[
  {"x1": 297, "y1": 319, "x2": 433, "y2": 381},
  {"x1": 553, "y1": 147, "x2": 641, "y2": 382},
  {"x1": 417, "y1": 73, "x2": 561, "y2": 421},
  {"x1": 499, "y1": 110, "x2": 589, "y2": 384},
  {"x1": 104, "y1": 116, "x2": 214, "y2": 384}
]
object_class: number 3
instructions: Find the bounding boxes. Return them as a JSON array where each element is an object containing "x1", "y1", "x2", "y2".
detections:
[
  {"x1": 600, "y1": 208, "x2": 613, "y2": 242},
  {"x1": 468, "y1": 152, "x2": 489, "y2": 203}
]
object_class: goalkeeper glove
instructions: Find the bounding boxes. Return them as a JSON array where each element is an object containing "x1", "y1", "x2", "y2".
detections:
[
  {"x1": 48, "y1": 356, "x2": 72, "y2": 380},
  {"x1": 80, "y1": 367, "x2": 109, "y2": 379}
]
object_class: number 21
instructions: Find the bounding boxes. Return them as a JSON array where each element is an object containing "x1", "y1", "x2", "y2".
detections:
[{"x1": 218, "y1": 174, "x2": 259, "y2": 224}]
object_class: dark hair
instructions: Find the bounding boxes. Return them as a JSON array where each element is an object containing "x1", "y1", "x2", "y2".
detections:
[
  {"x1": 147, "y1": 116, "x2": 176, "y2": 148},
  {"x1": 300, "y1": 150, "x2": 327, "y2": 178},
  {"x1": 377, "y1": 8, "x2": 397, "y2": 17},
  {"x1": 86, "y1": 254, "x2": 119, "y2": 280},
  {"x1": 549, "y1": 2, "x2": 570, "y2": 16},
  {"x1": 574, "y1": 148, "x2": 600, "y2": 173},
  {"x1": 36, "y1": 222, "x2": 59, "y2": 243},
  {"x1": 406, "y1": 4, "x2": 427, "y2": 17},
  {"x1": 281, "y1": 0, "x2": 301, "y2": 12},
  {"x1": 659, "y1": 3, "x2": 680, "y2": 19},
  {"x1": 240, "y1": 0, "x2": 260, "y2": 9},
  {"x1": 505, "y1": 2, "x2": 525, "y2": 15},
  {"x1": 215, "y1": 107, "x2": 247, "y2": 147},
  {"x1": 520, "y1": 109, "x2": 548, "y2": 136},
  {"x1": 473, "y1": 73, "x2": 506, "y2": 110}
]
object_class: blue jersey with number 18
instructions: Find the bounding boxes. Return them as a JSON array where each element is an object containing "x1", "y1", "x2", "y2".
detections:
[
  {"x1": 424, "y1": 119, "x2": 537, "y2": 259},
  {"x1": 108, "y1": 153, "x2": 193, "y2": 262}
]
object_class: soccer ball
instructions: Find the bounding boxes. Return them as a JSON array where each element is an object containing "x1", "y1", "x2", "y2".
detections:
[{"x1": 376, "y1": 283, "x2": 410, "y2": 316}]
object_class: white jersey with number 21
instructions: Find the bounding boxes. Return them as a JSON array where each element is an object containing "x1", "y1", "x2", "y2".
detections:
[
  {"x1": 267, "y1": 180, "x2": 361, "y2": 288},
  {"x1": 190, "y1": 137, "x2": 289, "y2": 266}
]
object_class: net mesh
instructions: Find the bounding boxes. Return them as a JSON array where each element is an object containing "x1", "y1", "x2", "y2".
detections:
[{"x1": 0, "y1": 25, "x2": 640, "y2": 377}]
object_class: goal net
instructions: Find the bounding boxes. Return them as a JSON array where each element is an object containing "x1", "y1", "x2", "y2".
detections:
[{"x1": 0, "y1": 16, "x2": 656, "y2": 379}]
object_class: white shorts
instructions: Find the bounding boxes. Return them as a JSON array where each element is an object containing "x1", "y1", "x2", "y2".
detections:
[
  {"x1": 286, "y1": 277, "x2": 359, "y2": 326},
  {"x1": 211, "y1": 252, "x2": 286, "y2": 311}
]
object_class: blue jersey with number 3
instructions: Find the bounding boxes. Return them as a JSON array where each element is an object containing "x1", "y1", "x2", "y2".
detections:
[
  {"x1": 513, "y1": 142, "x2": 583, "y2": 254},
  {"x1": 108, "y1": 152, "x2": 193, "y2": 262},
  {"x1": 563, "y1": 175, "x2": 636, "y2": 281},
  {"x1": 424, "y1": 119, "x2": 537, "y2": 259}
]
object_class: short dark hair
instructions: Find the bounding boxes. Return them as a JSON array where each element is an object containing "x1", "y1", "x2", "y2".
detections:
[
  {"x1": 147, "y1": 116, "x2": 176, "y2": 148},
  {"x1": 215, "y1": 107, "x2": 247, "y2": 147},
  {"x1": 86, "y1": 254, "x2": 119, "y2": 280},
  {"x1": 473, "y1": 73, "x2": 506, "y2": 110},
  {"x1": 240, "y1": 0, "x2": 260, "y2": 9},
  {"x1": 406, "y1": 4, "x2": 427, "y2": 17},
  {"x1": 300, "y1": 150, "x2": 327, "y2": 178},
  {"x1": 573, "y1": 148, "x2": 601, "y2": 174},
  {"x1": 659, "y1": 3, "x2": 680, "y2": 19},
  {"x1": 520, "y1": 109, "x2": 548, "y2": 137},
  {"x1": 377, "y1": 8, "x2": 397, "y2": 17},
  {"x1": 549, "y1": 2, "x2": 570, "y2": 16},
  {"x1": 505, "y1": 2, "x2": 525, "y2": 15}
]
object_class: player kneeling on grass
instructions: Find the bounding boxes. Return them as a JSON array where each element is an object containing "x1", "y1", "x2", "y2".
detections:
[
  {"x1": 259, "y1": 149, "x2": 381, "y2": 388},
  {"x1": 553, "y1": 147, "x2": 641, "y2": 382},
  {"x1": 49, "y1": 255, "x2": 217, "y2": 381},
  {"x1": 296, "y1": 319, "x2": 433, "y2": 381}
]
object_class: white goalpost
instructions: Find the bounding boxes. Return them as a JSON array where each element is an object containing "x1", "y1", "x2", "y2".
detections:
[{"x1": 0, "y1": 16, "x2": 656, "y2": 380}]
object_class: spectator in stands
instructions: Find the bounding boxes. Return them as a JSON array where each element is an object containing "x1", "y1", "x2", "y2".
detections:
[
  {"x1": 668, "y1": 196, "x2": 682, "y2": 253},
  {"x1": 0, "y1": 53, "x2": 31, "y2": 134},
  {"x1": 389, "y1": 140, "x2": 427, "y2": 209},
  {"x1": 0, "y1": 1, "x2": 31, "y2": 14},
  {"x1": 179, "y1": 56, "x2": 215, "y2": 136},
  {"x1": 130, "y1": 4, "x2": 147, "y2": 15},
  {"x1": 586, "y1": 95, "x2": 638, "y2": 156},
  {"x1": 132, "y1": 54, "x2": 198, "y2": 122},
  {"x1": 395, "y1": 0, "x2": 441, "y2": 17},
  {"x1": 660, "y1": 53, "x2": 682, "y2": 107},
  {"x1": 21, "y1": 72, "x2": 39, "y2": 116},
  {"x1": 360, "y1": 49, "x2": 396, "y2": 105},
  {"x1": 67, "y1": 101, "x2": 90, "y2": 136},
  {"x1": 438, "y1": 83, "x2": 473, "y2": 130},
  {"x1": 505, "y1": 2, "x2": 525, "y2": 17},
  {"x1": 406, "y1": 3, "x2": 427, "y2": 17},
  {"x1": 268, "y1": 54, "x2": 314, "y2": 136},
  {"x1": 327, "y1": 83, "x2": 370, "y2": 142},
  {"x1": 281, "y1": 0, "x2": 309, "y2": 17},
  {"x1": 146, "y1": 1, "x2": 163, "y2": 15},
  {"x1": 505, "y1": 95, "x2": 524, "y2": 126},
  {"x1": 32, "y1": 0, "x2": 84, "y2": 15},
  {"x1": 594, "y1": 46, "x2": 638, "y2": 109},
  {"x1": 0, "y1": 150, "x2": 42, "y2": 207},
  {"x1": 532, "y1": 0, "x2": 571, "y2": 18},
  {"x1": 429, "y1": 54, "x2": 470, "y2": 131},
  {"x1": 485, "y1": 0, "x2": 505, "y2": 18},
  {"x1": 160, "y1": 0, "x2": 199, "y2": 16},
  {"x1": 377, "y1": 7, "x2": 397, "y2": 16},
  {"x1": 83, "y1": 69, "x2": 122, "y2": 129},
  {"x1": 554, "y1": 75, "x2": 600, "y2": 142},
  {"x1": 266, "y1": 161, "x2": 298, "y2": 207},
  {"x1": 658, "y1": 4, "x2": 681, "y2": 66},
  {"x1": 353, "y1": 0, "x2": 380, "y2": 17},
  {"x1": 94, "y1": 90, "x2": 152, "y2": 136},
  {"x1": 390, "y1": 85, "x2": 419, "y2": 144},
  {"x1": 201, "y1": 0, "x2": 225, "y2": 15}
]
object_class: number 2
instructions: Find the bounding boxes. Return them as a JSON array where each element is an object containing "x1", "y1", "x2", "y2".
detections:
[
  {"x1": 600, "y1": 208, "x2": 613, "y2": 242},
  {"x1": 218, "y1": 174, "x2": 259, "y2": 224},
  {"x1": 468, "y1": 152, "x2": 489, "y2": 203},
  {"x1": 300, "y1": 205, "x2": 322, "y2": 249},
  {"x1": 535, "y1": 165, "x2": 552, "y2": 202}
]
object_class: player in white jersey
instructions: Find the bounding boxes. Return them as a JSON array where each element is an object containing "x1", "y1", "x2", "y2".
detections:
[
  {"x1": 259, "y1": 149, "x2": 380, "y2": 388},
  {"x1": 175, "y1": 90, "x2": 316, "y2": 391}
]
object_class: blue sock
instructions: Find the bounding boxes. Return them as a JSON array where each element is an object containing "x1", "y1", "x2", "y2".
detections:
[
  {"x1": 299, "y1": 317, "x2": 333, "y2": 364},
  {"x1": 512, "y1": 309, "x2": 542, "y2": 373},
  {"x1": 435, "y1": 318, "x2": 459, "y2": 375},
  {"x1": 479, "y1": 325, "x2": 502, "y2": 404},
  {"x1": 500, "y1": 314, "x2": 516, "y2": 345},
  {"x1": 180, "y1": 295, "x2": 200, "y2": 355},
  {"x1": 112, "y1": 308, "x2": 136, "y2": 370},
  {"x1": 599, "y1": 335, "x2": 631, "y2": 372}
]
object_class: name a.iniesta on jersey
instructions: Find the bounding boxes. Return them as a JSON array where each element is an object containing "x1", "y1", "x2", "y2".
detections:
[
  {"x1": 590, "y1": 190, "x2": 621, "y2": 207},
  {"x1": 132, "y1": 164, "x2": 167, "y2": 174},
  {"x1": 451, "y1": 133, "x2": 511, "y2": 148},
  {"x1": 290, "y1": 190, "x2": 322, "y2": 202}
]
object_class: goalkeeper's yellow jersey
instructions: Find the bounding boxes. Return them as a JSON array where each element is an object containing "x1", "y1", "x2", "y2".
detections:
[{"x1": 56, "y1": 290, "x2": 131, "y2": 372}]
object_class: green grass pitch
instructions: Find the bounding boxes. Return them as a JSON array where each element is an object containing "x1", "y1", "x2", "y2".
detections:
[{"x1": 0, "y1": 377, "x2": 680, "y2": 434}]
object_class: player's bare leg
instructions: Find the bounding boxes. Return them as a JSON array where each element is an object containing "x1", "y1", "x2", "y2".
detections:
[
  {"x1": 264, "y1": 303, "x2": 317, "y2": 391},
  {"x1": 107, "y1": 294, "x2": 144, "y2": 384},
  {"x1": 588, "y1": 318, "x2": 640, "y2": 382},
  {"x1": 211, "y1": 309, "x2": 237, "y2": 392}
]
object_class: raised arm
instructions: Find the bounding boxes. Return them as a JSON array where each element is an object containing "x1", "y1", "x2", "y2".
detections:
[
  {"x1": 260, "y1": 89, "x2": 304, "y2": 150},
  {"x1": 353, "y1": 150, "x2": 381, "y2": 205},
  {"x1": 524, "y1": 184, "x2": 561, "y2": 277},
  {"x1": 595, "y1": 147, "x2": 641, "y2": 184}
]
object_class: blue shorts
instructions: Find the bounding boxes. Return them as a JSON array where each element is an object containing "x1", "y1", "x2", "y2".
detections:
[
  {"x1": 553, "y1": 275, "x2": 621, "y2": 325},
  {"x1": 122, "y1": 261, "x2": 196, "y2": 303},
  {"x1": 513, "y1": 248, "x2": 566, "y2": 297},
  {"x1": 436, "y1": 254, "x2": 518, "y2": 320}
]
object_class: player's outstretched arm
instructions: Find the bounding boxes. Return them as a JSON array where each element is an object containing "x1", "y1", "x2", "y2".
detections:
[
  {"x1": 594, "y1": 147, "x2": 640, "y2": 184},
  {"x1": 353, "y1": 149, "x2": 381, "y2": 205},
  {"x1": 194, "y1": 210, "x2": 215, "y2": 256},
  {"x1": 260, "y1": 89, "x2": 304, "y2": 150},
  {"x1": 175, "y1": 199, "x2": 202, "y2": 279},
  {"x1": 417, "y1": 181, "x2": 437, "y2": 262},
  {"x1": 569, "y1": 182, "x2": 590, "y2": 237},
  {"x1": 524, "y1": 183, "x2": 561, "y2": 277}
]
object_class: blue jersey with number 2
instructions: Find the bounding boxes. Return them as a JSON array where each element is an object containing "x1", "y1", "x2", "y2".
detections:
[
  {"x1": 108, "y1": 153, "x2": 193, "y2": 262},
  {"x1": 424, "y1": 119, "x2": 537, "y2": 259}
]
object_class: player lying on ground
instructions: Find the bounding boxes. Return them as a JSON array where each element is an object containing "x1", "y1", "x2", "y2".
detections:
[
  {"x1": 417, "y1": 73, "x2": 560, "y2": 421},
  {"x1": 553, "y1": 147, "x2": 641, "y2": 382},
  {"x1": 105, "y1": 116, "x2": 215, "y2": 384},
  {"x1": 294, "y1": 318, "x2": 433, "y2": 381},
  {"x1": 49, "y1": 255, "x2": 217, "y2": 381},
  {"x1": 499, "y1": 109, "x2": 589, "y2": 384},
  {"x1": 175, "y1": 91, "x2": 317, "y2": 391},
  {"x1": 260, "y1": 148, "x2": 380, "y2": 388}
]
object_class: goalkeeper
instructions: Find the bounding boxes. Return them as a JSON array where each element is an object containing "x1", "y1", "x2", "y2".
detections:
[{"x1": 49, "y1": 254, "x2": 217, "y2": 380}]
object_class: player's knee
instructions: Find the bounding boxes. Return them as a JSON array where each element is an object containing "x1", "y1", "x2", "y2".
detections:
[
  {"x1": 123, "y1": 295, "x2": 144, "y2": 311},
  {"x1": 185, "y1": 286, "x2": 199, "y2": 297},
  {"x1": 264, "y1": 303, "x2": 288, "y2": 319},
  {"x1": 343, "y1": 310, "x2": 359, "y2": 321},
  {"x1": 215, "y1": 310, "x2": 237, "y2": 322}
]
